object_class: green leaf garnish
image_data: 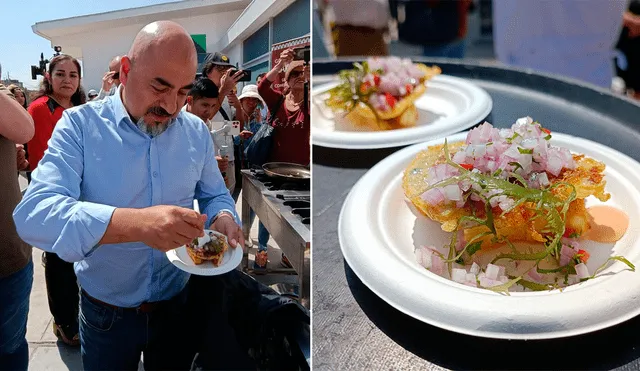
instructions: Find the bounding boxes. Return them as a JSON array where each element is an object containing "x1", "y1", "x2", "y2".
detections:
[
  {"x1": 484, "y1": 276, "x2": 522, "y2": 295},
  {"x1": 518, "y1": 147, "x2": 534, "y2": 155},
  {"x1": 508, "y1": 162, "x2": 523, "y2": 172},
  {"x1": 467, "y1": 241, "x2": 482, "y2": 256}
]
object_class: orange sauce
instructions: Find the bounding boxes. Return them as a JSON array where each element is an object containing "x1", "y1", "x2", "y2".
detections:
[{"x1": 584, "y1": 205, "x2": 629, "y2": 243}]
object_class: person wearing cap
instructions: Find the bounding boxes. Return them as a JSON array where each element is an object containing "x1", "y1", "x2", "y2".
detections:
[
  {"x1": 201, "y1": 52, "x2": 245, "y2": 124},
  {"x1": 97, "y1": 56, "x2": 122, "y2": 100},
  {"x1": 87, "y1": 89, "x2": 98, "y2": 101}
]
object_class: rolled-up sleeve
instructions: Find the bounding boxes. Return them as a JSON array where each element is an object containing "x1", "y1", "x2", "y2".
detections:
[
  {"x1": 13, "y1": 110, "x2": 116, "y2": 262},
  {"x1": 195, "y1": 129, "x2": 240, "y2": 227}
]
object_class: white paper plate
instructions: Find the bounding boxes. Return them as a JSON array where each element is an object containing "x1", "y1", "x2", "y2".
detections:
[
  {"x1": 167, "y1": 229, "x2": 242, "y2": 276},
  {"x1": 339, "y1": 132, "x2": 640, "y2": 339},
  {"x1": 312, "y1": 74, "x2": 492, "y2": 149}
]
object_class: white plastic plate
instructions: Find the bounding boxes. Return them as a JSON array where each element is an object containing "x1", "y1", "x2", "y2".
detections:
[
  {"x1": 312, "y1": 74, "x2": 493, "y2": 149},
  {"x1": 167, "y1": 229, "x2": 242, "y2": 276},
  {"x1": 339, "y1": 132, "x2": 640, "y2": 339}
]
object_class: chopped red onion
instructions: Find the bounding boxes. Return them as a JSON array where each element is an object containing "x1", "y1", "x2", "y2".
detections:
[
  {"x1": 485, "y1": 264, "x2": 501, "y2": 280},
  {"x1": 452, "y1": 268, "x2": 467, "y2": 283}
]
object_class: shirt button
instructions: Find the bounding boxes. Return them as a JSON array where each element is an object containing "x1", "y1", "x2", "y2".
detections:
[{"x1": 153, "y1": 171, "x2": 158, "y2": 177}]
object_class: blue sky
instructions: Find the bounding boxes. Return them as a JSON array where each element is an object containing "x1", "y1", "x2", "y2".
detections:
[{"x1": 1, "y1": 0, "x2": 176, "y2": 89}]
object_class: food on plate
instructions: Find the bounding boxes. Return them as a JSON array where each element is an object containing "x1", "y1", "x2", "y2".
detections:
[
  {"x1": 403, "y1": 117, "x2": 634, "y2": 292},
  {"x1": 186, "y1": 231, "x2": 228, "y2": 266},
  {"x1": 325, "y1": 56, "x2": 441, "y2": 130}
]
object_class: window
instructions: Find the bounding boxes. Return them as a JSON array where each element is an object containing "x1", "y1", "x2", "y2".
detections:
[
  {"x1": 272, "y1": 0, "x2": 311, "y2": 44},
  {"x1": 243, "y1": 24, "x2": 269, "y2": 64}
]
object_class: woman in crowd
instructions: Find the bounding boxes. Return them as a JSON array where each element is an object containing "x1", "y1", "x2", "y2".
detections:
[
  {"x1": 8, "y1": 85, "x2": 31, "y2": 182},
  {"x1": 233, "y1": 84, "x2": 272, "y2": 269},
  {"x1": 7, "y1": 85, "x2": 28, "y2": 109},
  {"x1": 27, "y1": 54, "x2": 86, "y2": 347},
  {"x1": 258, "y1": 48, "x2": 310, "y2": 165},
  {"x1": 257, "y1": 48, "x2": 310, "y2": 268}
]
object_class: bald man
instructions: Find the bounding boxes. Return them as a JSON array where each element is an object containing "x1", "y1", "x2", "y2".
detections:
[
  {"x1": 96, "y1": 55, "x2": 122, "y2": 100},
  {"x1": 13, "y1": 21, "x2": 243, "y2": 370}
]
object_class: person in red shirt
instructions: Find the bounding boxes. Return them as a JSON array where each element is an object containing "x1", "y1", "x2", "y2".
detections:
[
  {"x1": 27, "y1": 54, "x2": 86, "y2": 347},
  {"x1": 257, "y1": 48, "x2": 310, "y2": 166}
]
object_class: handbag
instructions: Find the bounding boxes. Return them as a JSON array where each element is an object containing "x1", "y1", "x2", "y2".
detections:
[{"x1": 245, "y1": 97, "x2": 283, "y2": 166}]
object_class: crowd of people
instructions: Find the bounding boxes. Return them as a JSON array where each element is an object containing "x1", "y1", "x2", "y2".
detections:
[{"x1": 1, "y1": 19, "x2": 309, "y2": 371}]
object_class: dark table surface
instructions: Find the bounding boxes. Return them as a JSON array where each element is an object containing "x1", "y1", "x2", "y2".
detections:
[{"x1": 312, "y1": 58, "x2": 640, "y2": 371}]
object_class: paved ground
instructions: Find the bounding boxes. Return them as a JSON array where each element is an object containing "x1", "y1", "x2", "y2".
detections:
[{"x1": 19, "y1": 175, "x2": 285, "y2": 370}]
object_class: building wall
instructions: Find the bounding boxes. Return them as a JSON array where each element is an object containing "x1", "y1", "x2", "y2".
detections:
[{"x1": 50, "y1": 9, "x2": 243, "y2": 93}]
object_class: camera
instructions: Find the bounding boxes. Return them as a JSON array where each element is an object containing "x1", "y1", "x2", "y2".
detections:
[
  {"x1": 30, "y1": 53, "x2": 49, "y2": 80},
  {"x1": 30, "y1": 46, "x2": 63, "y2": 80},
  {"x1": 229, "y1": 68, "x2": 252, "y2": 82},
  {"x1": 293, "y1": 46, "x2": 310, "y2": 63}
]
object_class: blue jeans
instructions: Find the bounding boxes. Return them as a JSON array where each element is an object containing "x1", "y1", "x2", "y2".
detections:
[
  {"x1": 79, "y1": 289, "x2": 192, "y2": 371},
  {"x1": 249, "y1": 209, "x2": 270, "y2": 251},
  {"x1": 0, "y1": 260, "x2": 33, "y2": 371}
]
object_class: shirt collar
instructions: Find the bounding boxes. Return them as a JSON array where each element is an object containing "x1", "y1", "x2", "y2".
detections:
[
  {"x1": 46, "y1": 96, "x2": 63, "y2": 114},
  {"x1": 112, "y1": 85, "x2": 132, "y2": 127}
]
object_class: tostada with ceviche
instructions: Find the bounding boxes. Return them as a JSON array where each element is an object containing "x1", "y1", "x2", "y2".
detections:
[
  {"x1": 325, "y1": 56, "x2": 441, "y2": 130},
  {"x1": 403, "y1": 117, "x2": 634, "y2": 293},
  {"x1": 186, "y1": 230, "x2": 228, "y2": 266}
]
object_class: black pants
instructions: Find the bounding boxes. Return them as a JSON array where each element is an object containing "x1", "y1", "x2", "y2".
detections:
[{"x1": 44, "y1": 252, "x2": 79, "y2": 331}]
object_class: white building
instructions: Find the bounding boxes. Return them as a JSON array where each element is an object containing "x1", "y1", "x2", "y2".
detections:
[{"x1": 32, "y1": 0, "x2": 310, "y2": 93}]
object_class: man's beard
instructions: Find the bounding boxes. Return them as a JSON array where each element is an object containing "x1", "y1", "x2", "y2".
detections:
[{"x1": 135, "y1": 116, "x2": 175, "y2": 137}]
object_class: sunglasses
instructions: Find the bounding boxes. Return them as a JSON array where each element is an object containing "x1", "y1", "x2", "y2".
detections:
[{"x1": 112, "y1": 72, "x2": 120, "y2": 80}]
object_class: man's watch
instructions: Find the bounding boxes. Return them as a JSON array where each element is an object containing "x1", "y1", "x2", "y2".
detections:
[{"x1": 212, "y1": 210, "x2": 235, "y2": 225}]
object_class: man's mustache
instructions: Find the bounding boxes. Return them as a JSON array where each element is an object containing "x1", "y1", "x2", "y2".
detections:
[{"x1": 147, "y1": 107, "x2": 171, "y2": 117}]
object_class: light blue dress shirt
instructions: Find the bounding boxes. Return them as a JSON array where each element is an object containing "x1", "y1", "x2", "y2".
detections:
[{"x1": 13, "y1": 87, "x2": 239, "y2": 307}]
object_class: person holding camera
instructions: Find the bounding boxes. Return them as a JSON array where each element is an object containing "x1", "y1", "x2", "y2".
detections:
[
  {"x1": 201, "y1": 52, "x2": 245, "y2": 124},
  {"x1": 252, "y1": 49, "x2": 310, "y2": 269},
  {"x1": 257, "y1": 48, "x2": 310, "y2": 166}
]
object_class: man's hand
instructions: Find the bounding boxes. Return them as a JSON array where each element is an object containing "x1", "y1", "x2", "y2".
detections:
[
  {"x1": 239, "y1": 130, "x2": 253, "y2": 140},
  {"x1": 211, "y1": 213, "x2": 245, "y2": 250},
  {"x1": 216, "y1": 155, "x2": 229, "y2": 172},
  {"x1": 138, "y1": 205, "x2": 206, "y2": 252},
  {"x1": 219, "y1": 69, "x2": 244, "y2": 98},
  {"x1": 101, "y1": 71, "x2": 117, "y2": 92},
  {"x1": 16, "y1": 144, "x2": 28, "y2": 171}
]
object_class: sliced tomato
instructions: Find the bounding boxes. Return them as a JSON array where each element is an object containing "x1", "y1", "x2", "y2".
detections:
[
  {"x1": 373, "y1": 74, "x2": 381, "y2": 86},
  {"x1": 542, "y1": 128, "x2": 551, "y2": 135},
  {"x1": 460, "y1": 163, "x2": 474, "y2": 170},
  {"x1": 563, "y1": 228, "x2": 576, "y2": 238},
  {"x1": 405, "y1": 84, "x2": 412, "y2": 95},
  {"x1": 384, "y1": 92, "x2": 396, "y2": 109},
  {"x1": 359, "y1": 81, "x2": 372, "y2": 94},
  {"x1": 577, "y1": 249, "x2": 590, "y2": 263}
]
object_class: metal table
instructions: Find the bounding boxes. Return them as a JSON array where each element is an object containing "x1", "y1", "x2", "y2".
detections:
[
  {"x1": 312, "y1": 59, "x2": 640, "y2": 370},
  {"x1": 241, "y1": 170, "x2": 311, "y2": 306}
]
